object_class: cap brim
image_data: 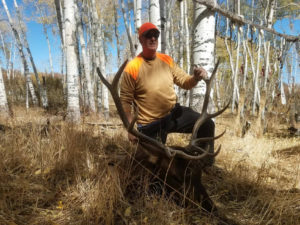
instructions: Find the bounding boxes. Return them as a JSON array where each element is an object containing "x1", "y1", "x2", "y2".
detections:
[{"x1": 143, "y1": 28, "x2": 160, "y2": 36}]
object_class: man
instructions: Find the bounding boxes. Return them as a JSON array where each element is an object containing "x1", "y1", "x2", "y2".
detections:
[{"x1": 120, "y1": 22, "x2": 215, "y2": 166}]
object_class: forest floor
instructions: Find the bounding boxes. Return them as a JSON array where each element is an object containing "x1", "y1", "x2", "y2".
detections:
[{"x1": 0, "y1": 106, "x2": 299, "y2": 225}]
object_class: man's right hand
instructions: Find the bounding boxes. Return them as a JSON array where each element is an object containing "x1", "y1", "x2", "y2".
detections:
[{"x1": 128, "y1": 132, "x2": 138, "y2": 143}]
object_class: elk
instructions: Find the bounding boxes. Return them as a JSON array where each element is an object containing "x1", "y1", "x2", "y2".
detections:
[{"x1": 97, "y1": 59, "x2": 229, "y2": 213}]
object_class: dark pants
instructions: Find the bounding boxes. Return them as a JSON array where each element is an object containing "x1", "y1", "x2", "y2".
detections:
[{"x1": 137, "y1": 104, "x2": 215, "y2": 166}]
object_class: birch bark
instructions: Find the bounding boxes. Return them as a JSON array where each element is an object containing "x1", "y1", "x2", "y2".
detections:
[
  {"x1": 252, "y1": 26, "x2": 262, "y2": 115},
  {"x1": 165, "y1": 0, "x2": 175, "y2": 55},
  {"x1": 159, "y1": 0, "x2": 166, "y2": 53},
  {"x1": 190, "y1": 1, "x2": 215, "y2": 113},
  {"x1": 114, "y1": 0, "x2": 121, "y2": 65},
  {"x1": 1, "y1": 0, "x2": 38, "y2": 106},
  {"x1": 263, "y1": 0, "x2": 276, "y2": 90},
  {"x1": 0, "y1": 31, "x2": 9, "y2": 76},
  {"x1": 64, "y1": 0, "x2": 81, "y2": 122},
  {"x1": 0, "y1": 66, "x2": 9, "y2": 118},
  {"x1": 54, "y1": 0, "x2": 66, "y2": 81},
  {"x1": 75, "y1": 1, "x2": 96, "y2": 113},
  {"x1": 99, "y1": 22, "x2": 109, "y2": 119},
  {"x1": 13, "y1": 0, "x2": 48, "y2": 108},
  {"x1": 279, "y1": 38, "x2": 287, "y2": 105},
  {"x1": 149, "y1": 0, "x2": 161, "y2": 52},
  {"x1": 90, "y1": 0, "x2": 103, "y2": 112},
  {"x1": 134, "y1": 0, "x2": 142, "y2": 54}
]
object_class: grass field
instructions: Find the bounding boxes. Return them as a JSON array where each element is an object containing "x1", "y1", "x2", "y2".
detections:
[{"x1": 0, "y1": 106, "x2": 299, "y2": 225}]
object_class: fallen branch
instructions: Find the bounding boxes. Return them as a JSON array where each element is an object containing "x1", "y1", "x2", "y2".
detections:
[{"x1": 194, "y1": 0, "x2": 300, "y2": 42}]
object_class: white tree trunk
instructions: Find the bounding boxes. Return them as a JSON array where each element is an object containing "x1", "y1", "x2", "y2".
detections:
[
  {"x1": 134, "y1": 0, "x2": 142, "y2": 54},
  {"x1": 6, "y1": 41, "x2": 13, "y2": 80},
  {"x1": 13, "y1": 0, "x2": 48, "y2": 108},
  {"x1": 279, "y1": 38, "x2": 286, "y2": 105},
  {"x1": 159, "y1": 0, "x2": 166, "y2": 53},
  {"x1": 179, "y1": 0, "x2": 184, "y2": 68},
  {"x1": 169, "y1": 16, "x2": 175, "y2": 59},
  {"x1": 242, "y1": 25, "x2": 249, "y2": 89},
  {"x1": 252, "y1": 27, "x2": 262, "y2": 115},
  {"x1": 0, "y1": 31, "x2": 9, "y2": 74},
  {"x1": 42, "y1": 23, "x2": 54, "y2": 78},
  {"x1": 75, "y1": 1, "x2": 96, "y2": 113},
  {"x1": 114, "y1": 0, "x2": 121, "y2": 64},
  {"x1": 9, "y1": 39, "x2": 16, "y2": 79},
  {"x1": 1, "y1": 0, "x2": 38, "y2": 106},
  {"x1": 184, "y1": 0, "x2": 190, "y2": 74},
  {"x1": 64, "y1": 0, "x2": 81, "y2": 122},
  {"x1": 149, "y1": 0, "x2": 161, "y2": 52},
  {"x1": 164, "y1": 0, "x2": 175, "y2": 55},
  {"x1": 263, "y1": 0, "x2": 276, "y2": 90},
  {"x1": 90, "y1": 0, "x2": 103, "y2": 113},
  {"x1": 190, "y1": 2, "x2": 215, "y2": 113},
  {"x1": 135, "y1": 0, "x2": 142, "y2": 28},
  {"x1": 232, "y1": 25, "x2": 241, "y2": 113},
  {"x1": 121, "y1": 0, "x2": 135, "y2": 58},
  {"x1": 54, "y1": 0, "x2": 66, "y2": 82},
  {"x1": 99, "y1": 22, "x2": 109, "y2": 119},
  {"x1": 183, "y1": 0, "x2": 191, "y2": 106},
  {"x1": 0, "y1": 66, "x2": 9, "y2": 117},
  {"x1": 36, "y1": 3, "x2": 55, "y2": 79},
  {"x1": 224, "y1": 0, "x2": 241, "y2": 113}
]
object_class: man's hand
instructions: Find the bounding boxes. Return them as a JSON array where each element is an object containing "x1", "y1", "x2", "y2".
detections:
[{"x1": 193, "y1": 66, "x2": 208, "y2": 81}]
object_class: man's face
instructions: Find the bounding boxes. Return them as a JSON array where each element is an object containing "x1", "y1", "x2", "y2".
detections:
[{"x1": 140, "y1": 29, "x2": 159, "y2": 52}]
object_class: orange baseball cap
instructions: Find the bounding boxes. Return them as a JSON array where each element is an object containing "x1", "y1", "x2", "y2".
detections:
[{"x1": 138, "y1": 22, "x2": 159, "y2": 38}]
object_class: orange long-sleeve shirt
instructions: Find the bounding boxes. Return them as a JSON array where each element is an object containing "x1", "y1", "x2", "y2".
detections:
[{"x1": 120, "y1": 53, "x2": 197, "y2": 125}]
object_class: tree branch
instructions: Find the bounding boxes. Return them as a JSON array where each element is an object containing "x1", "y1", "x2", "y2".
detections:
[{"x1": 194, "y1": 0, "x2": 300, "y2": 42}]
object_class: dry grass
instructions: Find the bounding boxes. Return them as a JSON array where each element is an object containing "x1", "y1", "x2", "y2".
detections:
[{"x1": 0, "y1": 108, "x2": 299, "y2": 225}]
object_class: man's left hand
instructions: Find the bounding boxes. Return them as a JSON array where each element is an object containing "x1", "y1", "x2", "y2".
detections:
[{"x1": 193, "y1": 67, "x2": 208, "y2": 81}]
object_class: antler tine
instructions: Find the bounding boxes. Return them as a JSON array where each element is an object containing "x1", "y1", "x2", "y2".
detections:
[
  {"x1": 191, "y1": 129, "x2": 226, "y2": 146},
  {"x1": 191, "y1": 59, "x2": 220, "y2": 140},
  {"x1": 172, "y1": 145, "x2": 210, "y2": 160},
  {"x1": 97, "y1": 62, "x2": 130, "y2": 128},
  {"x1": 112, "y1": 60, "x2": 128, "y2": 89},
  {"x1": 201, "y1": 59, "x2": 220, "y2": 115},
  {"x1": 208, "y1": 100, "x2": 230, "y2": 118}
]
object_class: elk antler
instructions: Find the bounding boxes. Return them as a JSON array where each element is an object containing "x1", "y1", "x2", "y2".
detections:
[
  {"x1": 97, "y1": 59, "x2": 229, "y2": 160},
  {"x1": 188, "y1": 59, "x2": 230, "y2": 152}
]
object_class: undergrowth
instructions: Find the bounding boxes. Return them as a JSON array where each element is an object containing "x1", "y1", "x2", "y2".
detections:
[{"x1": 0, "y1": 108, "x2": 299, "y2": 225}]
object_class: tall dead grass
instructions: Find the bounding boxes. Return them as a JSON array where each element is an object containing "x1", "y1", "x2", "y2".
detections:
[{"x1": 0, "y1": 108, "x2": 299, "y2": 225}]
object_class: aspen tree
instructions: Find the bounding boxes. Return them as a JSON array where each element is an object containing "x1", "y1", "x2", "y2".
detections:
[
  {"x1": 121, "y1": 0, "x2": 135, "y2": 58},
  {"x1": 134, "y1": 0, "x2": 142, "y2": 54},
  {"x1": 0, "y1": 65, "x2": 9, "y2": 118},
  {"x1": 75, "y1": 0, "x2": 96, "y2": 113},
  {"x1": 64, "y1": 0, "x2": 81, "y2": 122},
  {"x1": 13, "y1": 0, "x2": 48, "y2": 108},
  {"x1": 149, "y1": 0, "x2": 161, "y2": 51},
  {"x1": 1, "y1": 0, "x2": 38, "y2": 106},
  {"x1": 35, "y1": 3, "x2": 55, "y2": 78},
  {"x1": 113, "y1": 0, "x2": 121, "y2": 65},
  {"x1": 190, "y1": 1, "x2": 215, "y2": 115}
]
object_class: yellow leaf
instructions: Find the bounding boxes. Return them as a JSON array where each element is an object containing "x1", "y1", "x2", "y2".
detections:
[
  {"x1": 35, "y1": 169, "x2": 41, "y2": 175},
  {"x1": 142, "y1": 217, "x2": 148, "y2": 223},
  {"x1": 124, "y1": 206, "x2": 131, "y2": 217},
  {"x1": 56, "y1": 201, "x2": 63, "y2": 209}
]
